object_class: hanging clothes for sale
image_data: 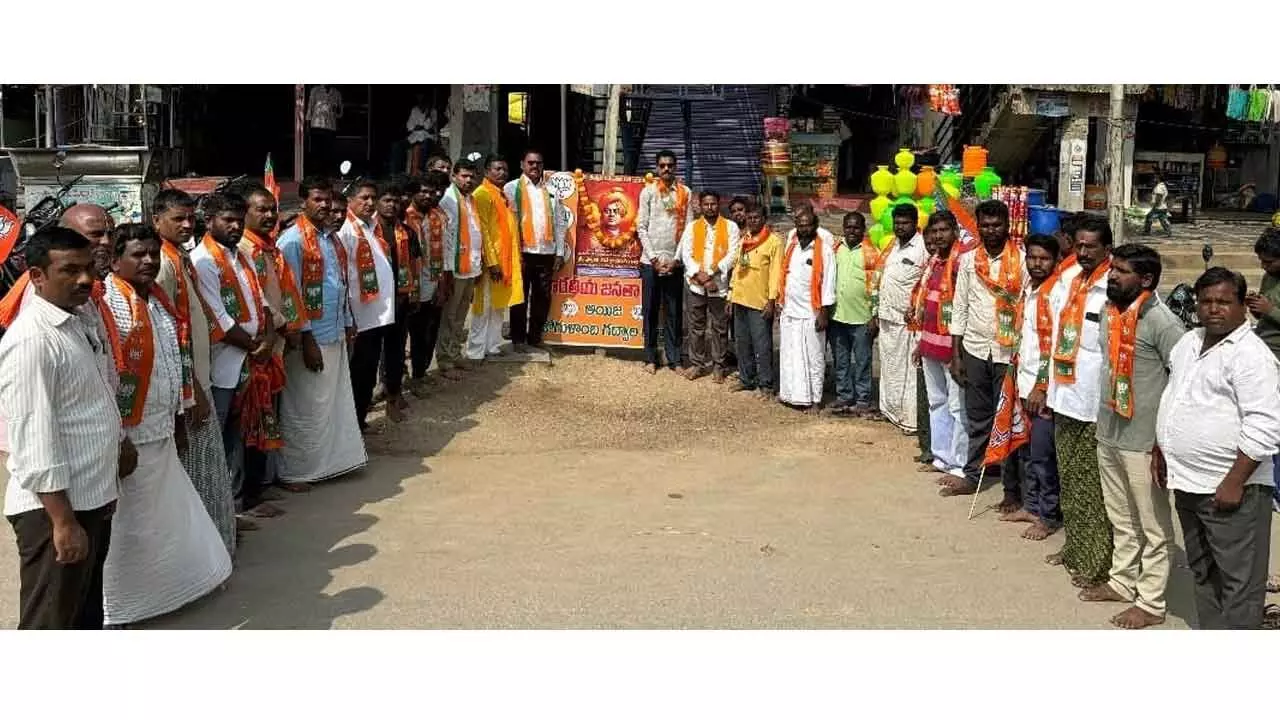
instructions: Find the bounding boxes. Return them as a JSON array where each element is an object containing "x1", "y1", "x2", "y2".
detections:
[{"x1": 1227, "y1": 86, "x2": 1249, "y2": 120}]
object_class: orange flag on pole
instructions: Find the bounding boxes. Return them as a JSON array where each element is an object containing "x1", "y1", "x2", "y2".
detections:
[
  {"x1": 264, "y1": 153, "x2": 280, "y2": 202},
  {"x1": 984, "y1": 359, "x2": 1030, "y2": 466}
]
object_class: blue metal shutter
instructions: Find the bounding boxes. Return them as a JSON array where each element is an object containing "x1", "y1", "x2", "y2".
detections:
[
  {"x1": 687, "y1": 85, "x2": 774, "y2": 199},
  {"x1": 635, "y1": 85, "x2": 775, "y2": 199},
  {"x1": 636, "y1": 98, "x2": 687, "y2": 177}
]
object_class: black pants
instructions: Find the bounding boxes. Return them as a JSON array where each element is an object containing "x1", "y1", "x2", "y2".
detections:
[
  {"x1": 9, "y1": 503, "x2": 114, "y2": 630},
  {"x1": 1175, "y1": 485, "x2": 1273, "y2": 629},
  {"x1": 351, "y1": 322, "x2": 405, "y2": 427},
  {"x1": 510, "y1": 253, "x2": 556, "y2": 346},
  {"x1": 961, "y1": 348, "x2": 1009, "y2": 490},
  {"x1": 407, "y1": 302, "x2": 443, "y2": 379},
  {"x1": 640, "y1": 263, "x2": 684, "y2": 368}
]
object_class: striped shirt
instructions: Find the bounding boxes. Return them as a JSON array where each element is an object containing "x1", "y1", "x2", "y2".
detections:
[
  {"x1": 918, "y1": 259, "x2": 954, "y2": 363},
  {"x1": 102, "y1": 277, "x2": 184, "y2": 444},
  {"x1": 0, "y1": 294, "x2": 121, "y2": 516}
]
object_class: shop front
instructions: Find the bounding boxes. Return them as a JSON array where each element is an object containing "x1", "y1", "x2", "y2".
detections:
[{"x1": 1132, "y1": 85, "x2": 1280, "y2": 218}]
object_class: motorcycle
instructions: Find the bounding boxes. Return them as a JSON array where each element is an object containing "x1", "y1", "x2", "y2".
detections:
[{"x1": 0, "y1": 151, "x2": 87, "y2": 298}]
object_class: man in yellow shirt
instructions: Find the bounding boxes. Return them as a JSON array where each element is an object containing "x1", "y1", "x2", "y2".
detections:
[
  {"x1": 468, "y1": 155, "x2": 524, "y2": 360},
  {"x1": 726, "y1": 202, "x2": 782, "y2": 397}
]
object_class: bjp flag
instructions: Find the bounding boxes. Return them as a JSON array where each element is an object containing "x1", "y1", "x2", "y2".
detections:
[
  {"x1": 984, "y1": 360, "x2": 1030, "y2": 466},
  {"x1": 264, "y1": 153, "x2": 280, "y2": 202}
]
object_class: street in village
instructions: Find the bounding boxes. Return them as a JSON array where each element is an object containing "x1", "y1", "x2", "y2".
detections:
[{"x1": 2, "y1": 350, "x2": 1275, "y2": 629}]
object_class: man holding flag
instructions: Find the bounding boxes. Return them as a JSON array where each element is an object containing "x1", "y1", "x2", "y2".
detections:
[{"x1": 1004, "y1": 234, "x2": 1067, "y2": 541}]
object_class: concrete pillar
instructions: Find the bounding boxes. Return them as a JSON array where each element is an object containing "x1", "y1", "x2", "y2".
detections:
[
  {"x1": 1121, "y1": 97, "x2": 1137, "y2": 207},
  {"x1": 1057, "y1": 113, "x2": 1089, "y2": 212}
]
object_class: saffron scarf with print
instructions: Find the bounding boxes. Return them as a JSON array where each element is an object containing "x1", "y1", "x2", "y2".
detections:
[
  {"x1": 243, "y1": 229, "x2": 306, "y2": 331},
  {"x1": 1052, "y1": 257, "x2": 1110, "y2": 384},
  {"x1": 973, "y1": 240, "x2": 1024, "y2": 348},
  {"x1": 1104, "y1": 290, "x2": 1151, "y2": 419},
  {"x1": 98, "y1": 276, "x2": 189, "y2": 425}
]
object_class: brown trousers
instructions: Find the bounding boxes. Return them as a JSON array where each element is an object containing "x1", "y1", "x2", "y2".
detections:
[
  {"x1": 8, "y1": 502, "x2": 114, "y2": 630},
  {"x1": 685, "y1": 289, "x2": 728, "y2": 371}
]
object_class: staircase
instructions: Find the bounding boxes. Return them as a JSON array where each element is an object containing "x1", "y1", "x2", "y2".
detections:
[{"x1": 973, "y1": 88, "x2": 1053, "y2": 174}]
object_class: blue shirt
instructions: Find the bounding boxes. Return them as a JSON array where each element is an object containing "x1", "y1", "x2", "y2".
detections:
[{"x1": 277, "y1": 223, "x2": 354, "y2": 345}]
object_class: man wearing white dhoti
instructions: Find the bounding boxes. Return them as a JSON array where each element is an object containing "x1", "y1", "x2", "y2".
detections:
[
  {"x1": 777, "y1": 209, "x2": 836, "y2": 409},
  {"x1": 99, "y1": 224, "x2": 232, "y2": 627},
  {"x1": 877, "y1": 203, "x2": 928, "y2": 433},
  {"x1": 277, "y1": 179, "x2": 368, "y2": 483}
]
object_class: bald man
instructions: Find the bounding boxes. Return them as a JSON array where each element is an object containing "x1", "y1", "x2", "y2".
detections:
[{"x1": 59, "y1": 204, "x2": 115, "y2": 279}]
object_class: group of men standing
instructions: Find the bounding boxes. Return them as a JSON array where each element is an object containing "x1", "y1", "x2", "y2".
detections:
[
  {"x1": 636, "y1": 155, "x2": 1276, "y2": 629},
  {"x1": 895, "y1": 203, "x2": 1278, "y2": 630},
  {"x1": 0, "y1": 147, "x2": 573, "y2": 629}
]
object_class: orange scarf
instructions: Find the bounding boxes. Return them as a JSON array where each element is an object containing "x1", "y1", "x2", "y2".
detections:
[
  {"x1": 908, "y1": 251, "x2": 957, "y2": 333},
  {"x1": 243, "y1": 229, "x2": 306, "y2": 332},
  {"x1": 1105, "y1": 291, "x2": 1150, "y2": 419},
  {"x1": 779, "y1": 232, "x2": 826, "y2": 311},
  {"x1": 295, "y1": 213, "x2": 337, "y2": 320},
  {"x1": 0, "y1": 273, "x2": 105, "y2": 328},
  {"x1": 98, "y1": 276, "x2": 187, "y2": 426},
  {"x1": 657, "y1": 180, "x2": 691, "y2": 240},
  {"x1": 200, "y1": 234, "x2": 260, "y2": 343},
  {"x1": 1053, "y1": 257, "x2": 1111, "y2": 384},
  {"x1": 740, "y1": 226, "x2": 771, "y2": 255},
  {"x1": 482, "y1": 179, "x2": 516, "y2": 286},
  {"x1": 375, "y1": 219, "x2": 418, "y2": 297},
  {"x1": 690, "y1": 217, "x2": 731, "y2": 281},
  {"x1": 453, "y1": 191, "x2": 476, "y2": 275},
  {"x1": 973, "y1": 241, "x2": 1024, "y2": 348},
  {"x1": 1029, "y1": 255, "x2": 1078, "y2": 392},
  {"x1": 348, "y1": 212, "x2": 382, "y2": 302},
  {"x1": 860, "y1": 236, "x2": 884, "y2": 296},
  {"x1": 405, "y1": 205, "x2": 445, "y2": 281},
  {"x1": 202, "y1": 240, "x2": 284, "y2": 451},
  {"x1": 515, "y1": 176, "x2": 555, "y2": 251}
]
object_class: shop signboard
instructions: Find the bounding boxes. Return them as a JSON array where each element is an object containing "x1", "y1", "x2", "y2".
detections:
[
  {"x1": 541, "y1": 171, "x2": 644, "y2": 348},
  {"x1": 1034, "y1": 92, "x2": 1070, "y2": 118},
  {"x1": 21, "y1": 181, "x2": 144, "y2": 223}
]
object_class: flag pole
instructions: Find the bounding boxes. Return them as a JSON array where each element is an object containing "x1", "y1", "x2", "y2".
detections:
[{"x1": 966, "y1": 465, "x2": 987, "y2": 521}]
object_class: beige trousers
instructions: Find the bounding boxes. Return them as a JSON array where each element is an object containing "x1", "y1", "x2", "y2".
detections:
[
  {"x1": 436, "y1": 276, "x2": 477, "y2": 370},
  {"x1": 1097, "y1": 443, "x2": 1175, "y2": 616}
]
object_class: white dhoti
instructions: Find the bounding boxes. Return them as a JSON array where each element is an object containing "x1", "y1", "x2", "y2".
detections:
[
  {"x1": 877, "y1": 319, "x2": 918, "y2": 433},
  {"x1": 779, "y1": 315, "x2": 826, "y2": 406},
  {"x1": 279, "y1": 341, "x2": 368, "y2": 483},
  {"x1": 104, "y1": 436, "x2": 233, "y2": 626},
  {"x1": 466, "y1": 281, "x2": 505, "y2": 360}
]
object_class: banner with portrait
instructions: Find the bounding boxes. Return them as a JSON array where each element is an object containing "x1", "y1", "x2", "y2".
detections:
[{"x1": 540, "y1": 171, "x2": 645, "y2": 348}]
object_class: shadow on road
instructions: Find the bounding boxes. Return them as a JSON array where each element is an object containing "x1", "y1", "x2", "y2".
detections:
[{"x1": 142, "y1": 357, "x2": 524, "y2": 629}]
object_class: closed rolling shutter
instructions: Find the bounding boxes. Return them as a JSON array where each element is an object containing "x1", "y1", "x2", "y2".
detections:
[{"x1": 635, "y1": 85, "x2": 775, "y2": 201}]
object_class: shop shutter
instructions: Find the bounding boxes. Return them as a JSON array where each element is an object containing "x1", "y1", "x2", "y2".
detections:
[
  {"x1": 687, "y1": 85, "x2": 774, "y2": 200},
  {"x1": 636, "y1": 85, "x2": 775, "y2": 199},
  {"x1": 636, "y1": 98, "x2": 687, "y2": 177}
]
